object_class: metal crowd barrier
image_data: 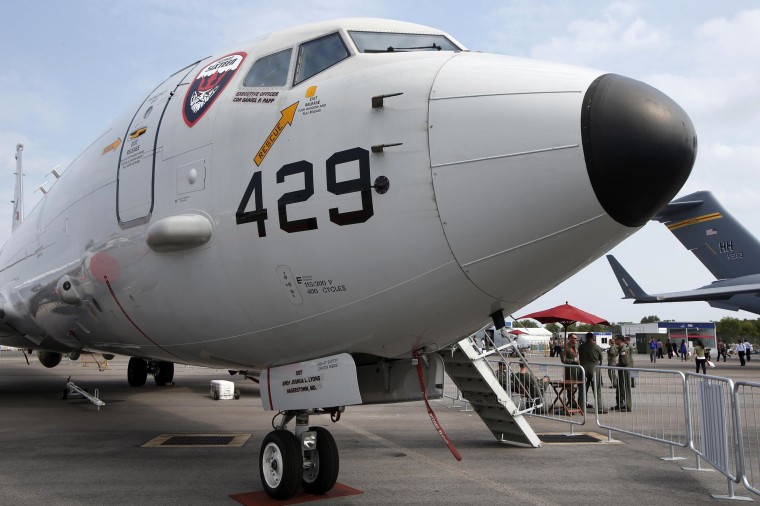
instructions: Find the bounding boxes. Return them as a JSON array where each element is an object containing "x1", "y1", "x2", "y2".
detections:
[
  {"x1": 685, "y1": 373, "x2": 741, "y2": 499},
  {"x1": 734, "y1": 381, "x2": 760, "y2": 496},
  {"x1": 596, "y1": 366, "x2": 690, "y2": 456},
  {"x1": 510, "y1": 362, "x2": 586, "y2": 426},
  {"x1": 594, "y1": 366, "x2": 750, "y2": 500},
  {"x1": 441, "y1": 372, "x2": 471, "y2": 411},
  {"x1": 442, "y1": 353, "x2": 760, "y2": 499},
  {"x1": 0, "y1": 348, "x2": 27, "y2": 360}
]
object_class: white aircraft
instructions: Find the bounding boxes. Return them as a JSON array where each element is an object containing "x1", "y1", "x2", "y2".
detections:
[{"x1": 0, "y1": 18, "x2": 696, "y2": 499}]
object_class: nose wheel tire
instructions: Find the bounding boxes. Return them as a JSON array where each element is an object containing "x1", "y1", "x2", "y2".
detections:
[
  {"x1": 301, "y1": 426, "x2": 339, "y2": 495},
  {"x1": 260, "y1": 430, "x2": 302, "y2": 500}
]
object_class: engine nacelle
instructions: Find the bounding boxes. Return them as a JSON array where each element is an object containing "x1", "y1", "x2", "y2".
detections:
[{"x1": 38, "y1": 351, "x2": 63, "y2": 368}]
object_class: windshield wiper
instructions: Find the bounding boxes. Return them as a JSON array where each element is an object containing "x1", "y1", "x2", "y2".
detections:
[{"x1": 364, "y1": 44, "x2": 442, "y2": 53}]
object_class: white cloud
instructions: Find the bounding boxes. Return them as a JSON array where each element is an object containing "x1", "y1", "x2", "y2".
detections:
[
  {"x1": 0, "y1": 71, "x2": 70, "y2": 135},
  {"x1": 693, "y1": 9, "x2": 760, "y2": 73},
  {"x1": 620, "y1": 17, "x2": 666, "y2": 47},
  {"x1": 530, "y1": 15, "x2": 670, "y2": 67},
  {"x1": 604, "y1": 1, "x2": 642, "y2": 19}
]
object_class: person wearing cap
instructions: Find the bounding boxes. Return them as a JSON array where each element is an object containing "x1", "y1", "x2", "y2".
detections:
[
  {"x1": 561, "y1": 333, "x2": 583, "y2": 411},
  {"x1": 579, "y1": 332, "x2": 607, "y2": 414},
  {"x1": 612, "y1": 335, "x2": 633, "y2": 411}
]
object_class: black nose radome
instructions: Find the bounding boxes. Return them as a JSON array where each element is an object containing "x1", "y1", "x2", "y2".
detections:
[{"x1": 581, "y1": 73, "x2": 697, "y2": 227}]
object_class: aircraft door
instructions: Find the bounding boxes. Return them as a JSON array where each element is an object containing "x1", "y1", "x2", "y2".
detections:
[{"x1": 117, "y1": 64, "x2": 198, "y2": 227}]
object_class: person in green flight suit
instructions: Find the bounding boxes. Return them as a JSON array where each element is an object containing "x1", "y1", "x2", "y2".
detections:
[
  {"x1": 561, "y1": 333, "x2": 583, "y2": 411},
  {"x1": 606, "y1": 338, "x2": 618, "y2": 389},
  {"x1": 496, "y1": 361, "x2": 509, "y2": 389},
  {"x1": 625, "y1": 336, "x2": 636, "y2": 388},
  {"x1": 579, "y1": 332, "x2": 608, "y2": 414},
  {"x1": 511, "y1": 361, "x2": 546, "y2": 411},
  {"x1": 612, "y1": 335, "x2": 633, "y2": 411}
]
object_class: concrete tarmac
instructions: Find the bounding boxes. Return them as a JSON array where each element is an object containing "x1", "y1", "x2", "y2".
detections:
[{"x1": 1, "y1": 352, "x2": 759, "y2": 505}]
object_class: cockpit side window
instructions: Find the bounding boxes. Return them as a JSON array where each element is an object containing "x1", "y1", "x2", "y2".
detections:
[
  {"x1": 293, "y1": 32, "x2": 349, "y2": 85},
  {"x1": 349, "y1": 31, "x2": 460, "y2": 53},
  {"x1": 243, "y1": 48, "x2": 292, "y2": 87}
]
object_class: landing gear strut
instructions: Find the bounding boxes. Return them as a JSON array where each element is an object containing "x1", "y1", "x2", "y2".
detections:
[
  {"x1": 259, "y1": 408, "x2": 342, "y2": 500},
  {"x1": 126, "y1": 358, "x2": 174, "y2": 387}
]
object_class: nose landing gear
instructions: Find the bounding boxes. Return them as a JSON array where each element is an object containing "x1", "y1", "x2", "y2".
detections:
[{"x1": 259, "y1": 409, "x2": 342, "y2": 500}]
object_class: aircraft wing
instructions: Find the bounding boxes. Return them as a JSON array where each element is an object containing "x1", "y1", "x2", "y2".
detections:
[
  {"x1": 639, "y1": 283, "x2": 760, "y2": 303},
  {"x1": 606, "y1": 254, "x2": 760, "y2": 304}
]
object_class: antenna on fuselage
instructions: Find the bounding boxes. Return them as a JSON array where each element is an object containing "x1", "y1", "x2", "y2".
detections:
[{"x1": 12, "y1": 143, "x2": 24, "y2": 232}]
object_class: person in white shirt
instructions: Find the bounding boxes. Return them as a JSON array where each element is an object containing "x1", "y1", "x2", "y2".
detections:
[
  {"x1": 744, "y1": 340, "x2": 752, "y2": 362},
  {"x1": 737, "y1": 340, "x2": 747, "y2": 366}
]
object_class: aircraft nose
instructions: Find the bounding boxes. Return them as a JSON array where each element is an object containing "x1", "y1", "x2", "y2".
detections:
[{"x1": 582, "y1": 73, "x2": 697, "y2": 227}]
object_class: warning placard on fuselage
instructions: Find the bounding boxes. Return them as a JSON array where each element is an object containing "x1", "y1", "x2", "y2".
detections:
[{"x1": 261, "y1": 353, "x2": 362, "y2": 411}]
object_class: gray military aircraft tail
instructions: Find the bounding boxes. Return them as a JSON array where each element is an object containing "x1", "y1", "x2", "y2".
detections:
[{"x1": 608, "y1": 191, "x2": 760, "y2": 315}]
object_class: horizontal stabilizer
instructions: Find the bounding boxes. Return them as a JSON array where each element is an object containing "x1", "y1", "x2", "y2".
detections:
[{"x1": 607, "y1": 255, "x2": 760, "y2": 305}]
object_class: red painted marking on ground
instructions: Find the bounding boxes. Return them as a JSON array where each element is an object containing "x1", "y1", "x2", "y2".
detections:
[{"x1": 229, "y1": 483, "x2": 363, "y2": 505}]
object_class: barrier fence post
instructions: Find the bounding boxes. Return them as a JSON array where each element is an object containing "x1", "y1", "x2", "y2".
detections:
[
  {"x1": 682, "y1": 453, "x2": 713, "y2": 472},
  {"x1": 734, "y1": 381, "x2": 760, "y2": 498},
  {"x1": 684, "y1": 373, "x2": 750, "y2": 501},
  {"x1": 662, "y1": 445, "x2": 685, "y2": 462}
]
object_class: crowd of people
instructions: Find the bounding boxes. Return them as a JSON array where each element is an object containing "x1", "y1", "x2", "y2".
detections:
[
  {"x1": 494, "y1": 333, "x2": 755, "y2": 416},
  {"x1": 555, "y1": 333, "x2": 635, "y2": 413}
]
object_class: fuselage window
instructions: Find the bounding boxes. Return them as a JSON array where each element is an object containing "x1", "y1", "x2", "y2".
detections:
[
  {"x1": 349, "y1": 31, "x2": 461, "y2": 53},
  {"x1": 244, "y1": 48, "x2": 293, "y2": 87},
  {"x1": 293, "y1": 32, "x2": 349, "y2": 85}
]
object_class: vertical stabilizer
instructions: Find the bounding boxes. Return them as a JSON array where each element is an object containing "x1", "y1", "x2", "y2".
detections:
[
  {"x1": 654, "y1": 191, "x2": 760, "y2": 279},
  {"x1": 12, "y1": 144, "x2": 24, "y2": 232}
]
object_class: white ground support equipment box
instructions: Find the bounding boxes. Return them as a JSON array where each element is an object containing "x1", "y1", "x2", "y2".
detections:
[{"x1": 210, "y1": 380, "x2": 239, "y2": 400}]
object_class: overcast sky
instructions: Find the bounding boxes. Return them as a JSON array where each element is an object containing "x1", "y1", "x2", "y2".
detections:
[{"x1": 2, "y1": 1, "x2": 759, "y2": 325}]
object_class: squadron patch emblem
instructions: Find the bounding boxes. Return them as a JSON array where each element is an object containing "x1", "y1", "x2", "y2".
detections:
[{"x1": 183, "y1": 52, "x2": 246, "y2": 127}]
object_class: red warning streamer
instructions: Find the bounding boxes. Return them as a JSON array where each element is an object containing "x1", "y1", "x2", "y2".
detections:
[{"x1": 414, "y1": 351, "x2": 462, "y2": 461}]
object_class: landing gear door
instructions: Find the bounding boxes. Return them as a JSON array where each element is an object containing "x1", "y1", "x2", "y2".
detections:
[
  {"x1": 117, "y1": 64, "x2": 198, "y2": 227},
  {"x1": 260, "y1": 353, "x2": 362, "y2": 411}
]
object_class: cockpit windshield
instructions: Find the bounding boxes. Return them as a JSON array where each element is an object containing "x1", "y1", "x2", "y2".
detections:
[{"x1": 349, "y1": 31, "x2": 460, "y2": 53}]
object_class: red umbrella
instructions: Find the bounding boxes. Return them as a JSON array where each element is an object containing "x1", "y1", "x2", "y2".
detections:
[
  {"x1": 516, "y1": 302, "x2": 610, "y2": 344},
  {"x1": 508, "y1": 329, "x2": 527, "y2": 335}
]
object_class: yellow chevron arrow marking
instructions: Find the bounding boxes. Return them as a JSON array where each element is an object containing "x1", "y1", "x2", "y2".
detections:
[
  {"x1": 101, "y1": 137, "x2": 122, "y2": 155},
  {"x1": 254, "y1": 102, "x2": 299, "y2": 167}
]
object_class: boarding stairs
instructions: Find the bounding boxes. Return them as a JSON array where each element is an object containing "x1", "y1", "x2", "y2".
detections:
[{"x1": 440, "y1": 336, "x2": 541, "y2": 447}]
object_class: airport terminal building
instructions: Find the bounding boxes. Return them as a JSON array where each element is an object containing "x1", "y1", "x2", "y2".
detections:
[{"x1": 621, "y1": 321, "x2": 717, "y2": 352}]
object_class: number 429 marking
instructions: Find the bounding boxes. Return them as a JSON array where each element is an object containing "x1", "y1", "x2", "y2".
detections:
[{"x1": 236, "y1": 147, "x2": 375, "y2": 237}]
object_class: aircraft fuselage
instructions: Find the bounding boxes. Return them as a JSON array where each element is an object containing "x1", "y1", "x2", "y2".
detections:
[{"x1": 0, "y1": 19, "x2": 696, "y2": 371}]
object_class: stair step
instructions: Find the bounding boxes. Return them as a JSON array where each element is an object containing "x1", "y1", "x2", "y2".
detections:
[{"x1": 441, "y1": 338, "x2": 541, "y2": 448}]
